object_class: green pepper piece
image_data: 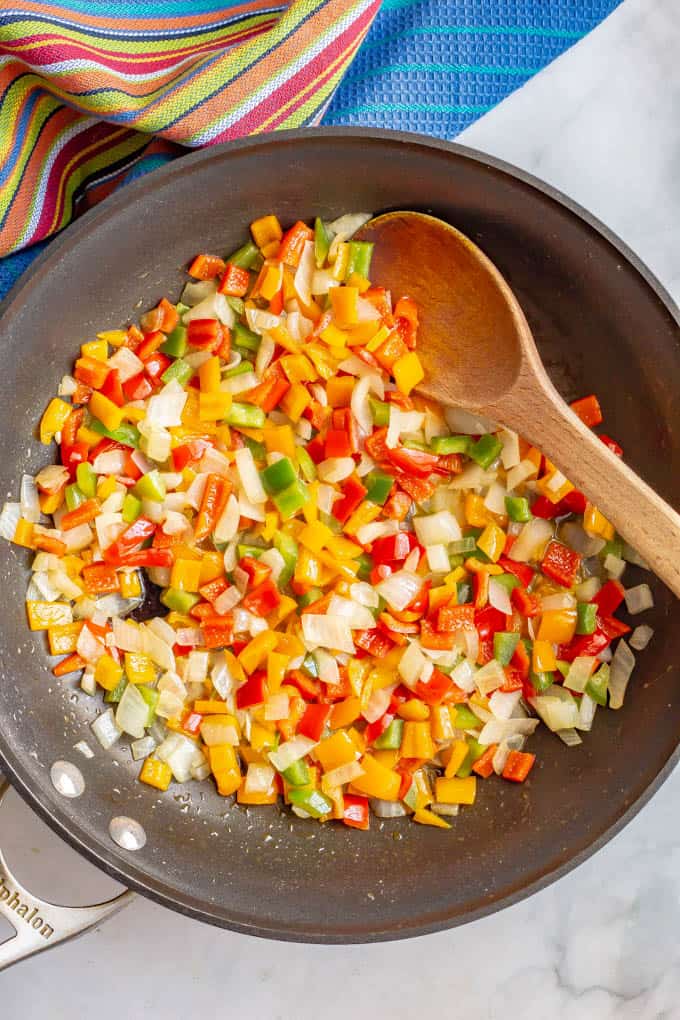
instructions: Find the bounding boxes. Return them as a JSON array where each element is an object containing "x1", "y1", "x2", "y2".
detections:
[
  {"x1": 600, "y1": 536, "x2": 623, "y2": 560},
  {"x1": 449, "y1": 536, "x2": 477, "y2": 556},
  {"x1": 403, "y1": 779, "x2": 419, "y2": 811},
  {"x1": 453, "y1": 705, "x2": 481, "y2": 730},
  {"x1": 456, "y1": 580, "x2": 472, "y2": 604},
  {"x1": 243, "y1": 435, "x2": 266, "y2": 462},
  {"x1": 555, "y1": 660, "x2": 570, "y2": 679},
  {"x1": 297, "y1": 446, "x2": 317, "y2": 482},
  {"x1": 175, "y1": 302, "x2": 190, "y2": 317},
  {"x1": 530, "y1": 669, "x2": 555, "y2": 693},
  {"x1": 505, "y1": 495, "x2": 533, "y2": 523},
  {"x1": 104, "y1": 675, "x2": 127, "y2": 704},
  {"x1": 469, "y1": 434, "x2": 503, "y2": 469},
  {"x1": 160, "y1": 588, "x2": 200, "y2": 614},
  {"x1": 492, "y1": 572, "x2": 521, "y2": 594},
  {"x1": 493, "y1": 631, "x2": 520, "y2": 666},
  {"x1": 368, "y1": 396, "x2": 390, "y2": 427},
  {"x1": 272, "y1": 479, "x2": 308, "y2": 520},
  {"x1": 586, "y1": 663, "x2": 609, "y2": 706},
  {"x1": 288, "y1": 786, "x2": 333, "y2": 819},
  {"x1": 273, "y1": 532, "x2": 299, "y2": 588},
  {"x1": 297, "y1": 587, "x2": 325, "y2": 609},
  {"x1": 138, "y1": 686, "x2": 159, "y2": 727},
  {"x1": 122, "y1": 493, "x2": 142, "y2": 524},
  {"x1": 76, "y1": 462, "x2": 97, "y2": 499},
  {"x1": 282, "y1": 759, "x2": 311, "y2": 787},
  {"x1": 345, "y1": 240, "x2": 373, "y2": 280},
  {"x1": 237, "y1": 542, "x2": 265, "y2": 560},
  {"x1": 224, "y1": 360, "x2": 254, "y2": 379},
  {"x1": 576, "y1": 602, "x2": 597, "y2": 635},
  {"x1": 160, "y1": 325, "x2": 187, "y2": 359},
  {"x1": 225, "y1": 402, "x2": 266, "y2": 429},
  {"x1": 226, "y1": 240, "x2": 261, "y2": 270},
  {"x1": 232, "y1": 322, "x2": 260, "y2": 352},
  {"x1": 261, "y1": 456, "x2": 297, "y2": 494},
  {"x1": 456, "y1": 738, "x2": 486, "y2": 778},
  {"x1": 318, "y1": 510, "x2": 343, "y2": 534},
  {"x1": 448, "y1": 554, "x2": 465, "y2": 569},
  {"x1": 430, "y1": 434, "x2": 471, "y2": 455},
  {"x1": 356, "y1": 552, "x2": 373, "y2": 581},
  {"x1": 374, "y1": 718, "x2": 404, "y2": 750},
  {"x1": 302, "y1": 653, "x2": 319, "y2": 678},
  {"x1": 161, "y1": 358, "x2": 193, "y2": 387},
  {"x1": 402, "y1": 438, "x2": 429, "y2": 452},
  {"x1": 133, "y1": 469, "x2": 166, "y2": 503},
  {"x1": 314, "y1": 217, "x2": 331, "y2": 268},
  {"x1": 364, "y1": 471, "x2": 393, "y2": 506},
  {"x1": 89, "y1": 420, "x2": 140, "y2": 448},
  {"x1": 65, "y1": 483, "x2": 85, "y2": 512},
  {"x1": 225, "y1": 296, "x2": 245, "y2": 317}
]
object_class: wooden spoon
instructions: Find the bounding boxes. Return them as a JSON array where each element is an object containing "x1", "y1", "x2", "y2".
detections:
[{"x1": 356, "y1": 211, "x2": 680, "y2": 597}]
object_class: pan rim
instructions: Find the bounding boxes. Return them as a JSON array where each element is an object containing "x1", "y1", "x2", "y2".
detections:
[{"x1": 1, "y1": 126, "x2": 678, "y2": 944}]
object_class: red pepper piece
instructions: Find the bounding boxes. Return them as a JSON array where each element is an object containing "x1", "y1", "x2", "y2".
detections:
[
  {"x1": 597, "y1": 614, "x2": 631, "y2": 640},
  {"x1": 278, "y1": 220, "x2": 314, "y2": 267},
  {"x1": 61, "y1": 408, "x2": 84, "y2": 448},
  {"x1": 201, "y1": 624, "x2": 234, "y2": 649},
  {"x1": 187, "y1": 318, "x2": 222, "y2": 351},
  {"x1": 371, "y1": 531, "x2": 417, "y2": 566},
  {"x1": 511, "y1": 586, "x2": 540, "y2": 617},
  {"x1": 420, "y1": 619, "x2": 457, "y2": 651},
  {"x1": 541, "y1": 540, "x2": 581, "y2": 588},
  {"x1": 560, "y1": 489, "x2": 587, "y2": 514},
  {"x1": 188, "y1": 254, "x2": 226, "y2": 280},
  {"x1": 558, "y1": 629, "x2": 611, "y2": 662},
  {"x1": 599, "y1": 434, "x2": 623, "y2": 457},
  {"x1": 570, "y1": 394, "x2": 603, "y2": 427},
  {"x1": 236, "y1": 671, "x2": 267, "y2": 709},
  {"x1": 354, "y1": 628, "x2": 394, "y2": 658},
  {"x1": 60, "y1": 498, "x2": 99, "y2": 531},
  {"x1": 436, "y1": 601, "x2": 475, "y2": 634},
  {"x1": 474, "y1": 605, "x2": 508, "y2": 638},
  {"x1": 103, "y1": 516, "x2": 156, "y2": 562},
  {"x1": 332, "y1": 475, "x2": 367, "y2": 525},
  {"x1": 241, "y1": 578, "x2": 281, "y2": 617},
  {"x1": 297, "y1": 703, "x2": 332, "y2": 742},
  {"x1": 182, "y1": 711, "x2": 203, "y2": 737},
  {"x1": 100, "y1": 369, "x2": 125, "y2": 407},
  {"x1": 110, "y1": 548, "x2": 173, "y2": 568},
  {"x1": 218, "y1": 263, "x2": 250, "y2": 297},
  {"x1": 386, "y1": 446, "x2": 439, "y2": 478},
  {"x1": 530, "y1": 495, "x2": 562, "y2": 520},
  {"x1": 61, "y1": 440, "x2": 89, "y2": 480},
  {"x1": 364, "y1": 427, "x2": 390, "y2": 463},
  {"x1": 74, "y1": 356, "x2": 110, "y2": 389},
  {"x1": 472, "y1": 744, "x2": 498, "y2": 778},
  {"x1": 502, "y1": 750, "x2": 536, "y2": 782},
  {"x1": 324, "y1": 429, "x2": 353, "y2": 459},
  {"x1": 364, "y1": 712, "x2": 394, "y2": 745},
  {"x1": 321, "y1": 667, "x2": 352, "y2": 702},
  {"x1": 136, "y1": 331, "x2": 165, "y2": 361},
  {"x1": 286, "y1": 669, "x2": 321, "y2": 702},
  {"x1": 82, "y1": 563, "x2": 120, "y2": 595},
  {"x1": 306, "y1": 436, "x2": 326, "y2": 464},
  {"x1": 342, "y1": 794, "x2": 370, "y2": 830},
  {"x1": 592, "y1": 579, "x2": 625, "y2": 616},
  {"x1": 392, "y1": 296, "x2": 419, "y2": 349},
  {"x1": 499, "y1": 667, "x2": 524, "y2": 693},
  {"x1": 414, "y1": 668, "x2": 453, "y2": 705},
  {"x1": 511, "y1": 641, "x2": 531, "y2": 680},
  {"x1": 143, "y1": 351, "x2": 172, "y2": 382},
  {"x1": 382, "y1": 490, "x2": 411, "y2": 521},
  {"x1": 194, "y1": 474, "x2": 230, "y2": 541},
  {"x1": 498, "y1": 556, "x2": 535, "y2": 587},
  {"x1": 239, "y1": 556, "x2": 272, "y2": 590},
  {"x1": 395, "y1": 472, "x2": 437, "y2": 504},
  {"x1": 123, "y1": 371, "x2": 154, "y2": 403},
  {"x1": 173, "y1": 643, "x2": 195, "y2": 657},
  {"x1": 171, "y1": 439, "x2": 213, "y2": 471}
]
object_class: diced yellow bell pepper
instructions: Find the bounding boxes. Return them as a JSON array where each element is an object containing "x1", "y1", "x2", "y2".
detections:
[
  {"x1": 532, "y1": 639, "x2": 557, "y2": 674},
  {"x1": 27, "y1": 600, "x2": 72, "y2": 630},
  {"x1": 413, "y1": 807, "x2": 451, "y2": 829},
  {"x1": 40, "y1": 488, "x2": 65, "y2": 515},
  {"x1": 538, "y1": 608, "x2": 578, "y2": 644},
  {"x1": 124, "y1": 651, "x2": 156, "y2": 685},
  {"x1": 583, "y1": 503, "x2": 615, "y2": 542},
  {"x1": 397, "y1": 699, "x2": 431, "y2": 722},
  {"x1": 536, "y1": 467, "x2": 575, "y2": 504},
  {"x1": 259, "y1": 264, "x2": 283, "y2": 302},
  {"x1": 330, "y1": 696, "x2": 362, "y2": 729},
  {"x1": 199, "y1": 391, "x2": 232, "y2": 422},
  {"x1": 316, "y1": 731, "x2": 357, "y2": 772},
  {"x1": 306, "y1": 343, "x2": 340, "y2": 381},
  {"x1": 319, "y1": 322, "x2": 349, "y2": 350},
  {"x1": 330, "y1": 286, "x2": 359, "y2": 327},
  {"x1": 326, "y1": 376, "x2": 355, "y2": 407},
  {"x1": 209, "y1": 743, "x2": 239, "y2": 774},
  {"x1": 476, "y1": 522, "x2": 507, "y2": 563},
  {"x1": 12, "y1": 519, "x2": 34, "y2": 548},
  {"x1": 400, "y1": 720, "x2": 435, "y2": 758},
  {"x1": 293, "y1": 547, "x2": 323, "y2": 590},
  {"x1": 365, "y1": 324, "x2": 390, "y2": 352},
  {"x1": 215, "y1": 767, "x2": 242, "y2": 797},
  {"x1": 198, "y1": 356, "x2": 221, "y2": 393},
  {"x1": 249, "y1": 723, "x2": 277, "y2": 754},
  {"x1": 261, "y1": 511, "x2": 279, "y2": 543},
  {"x1": 164, "y1": 612, "x2": 193, "y2": 630},
  {"x1": 119, "y1": 570, "x2": 142, "y2": 599},
  {"x1": 238, "y1": 630, "x2": 278, "y2": 674},
  {"x1": 368, "y1": 659, "x2": 400, "y2": 692},
  {"x1": 237, "y1": 783, "x2": 278, "y2": 805},
  {"x1": 170, "y1": 558, "x2": 202, "y2": 593},
  {"x1": 139, "y1": 757, "x2": 173, "y2": 792},
  {"x1": 97, "y1": 329, "x2": 127, "y2": 347},
  {"x1": 94, "y1": 654, "x2": 124, "y2": 692},
  {"x1": 122, "y1": 405, "x2": 146, "y2": 423},
  {"x1": 267, "y1": 651, "x2": 290, "y2": 692},
  {"x1": 325, "y1": 535, "x2": 362, "y2": 560},
  {"x1": 171, "y1": 542, "x2": 202, "y2": 562},
  {"x1": 260, "y1": 240, "x2": 282, "y2": 260},
  {"x1": 343, "y1": 501, "x2": 382, "y2": 537},
  {"x1": 47, "y1": 621, "x2": 83, "y2": 655},
  {"x1": 263, "y1": 424, "x2": 295, "y2": 459},
  {"x1": 346, "y1": 320, "x2": 380, "y2": 345},
  {"x1": 81, "y1": 339, "x2": 108, "y2": 361},
  {"x1": 430, "y1": 704, "x2": 455, "y2": 742},
  {"x1": 464, "y1": 492, "x2": 495, "y2": 527},
  {"x1": 269, "y1": 594, "x2": 297, "y2": 626},
  {"x1": 429, "y1": 582, "x2": 458, "y2": 613},
  {"x1": 199, "y1": 551, "x2": 224, "y2": 586},
  {"x1": 280, "y1": 354, "x2": 317, "y2": 384},
  {"x1": 194, "y1": 699, "x2": 228, "y2": 715},
  {"x1": 346, "y1": 272, "x2": 371, "y2": 294},
  {"x1": 299, "y1": 520, "x2": 333, "y2": 554},
  {"x1": 280, "y1": 382, "x2": 310, "y2": 422},
  {"x1": 331, "y1": 242, "x2": 350, "y2": 280},
  {"x1": 435, "y1": 776, "x2": 477, "y2": 805},
  {"x1": 411, "y1": 769, "x2": 433, "y2": 809},
  {"x1": 39, "y1": 397, "x2": 72, "y2": 445},
  {"x1": 444, "y1": 738, "x2": 470, "y2": 778},
  {"x1": 393, "y1": 351, "x2": 425, "y2": 396},
  {"x1": 348, "y1": 658, "x2": 369, "y2": 697},
  {"x1": 89, "y1": 391, "x2": 124, "y2": 432},
  {"x1": 250, "y1": 214, "x2": 282, "y2": 248},
  {"x1": 372, "y1": 749, "x2": 400, "y2": 770},
  {"x1": 96, "y1": 475, "x2": 118, "y2": 500},
  {"x1": 269, "y1": 324, "x2": 301, "y2": 355},
  {"x1": 351, "y1": 754, "x2": 401, "y2": 801},
  {"x1": 75, "y1": 425, "x2": 102, "y2": 449}
]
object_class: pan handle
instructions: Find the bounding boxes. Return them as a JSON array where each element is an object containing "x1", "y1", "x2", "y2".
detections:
[{"x1": 0, "y1": 776, "x2": 134, "y2": 972}]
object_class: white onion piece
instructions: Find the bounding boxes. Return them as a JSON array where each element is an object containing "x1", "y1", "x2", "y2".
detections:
[
  {"x1": 451, "y1": 658, "x2": 477, "y2": 693},
  {"x1": 370, "y1": 798, "x2": 408, "y2": 818},
  {"x1": 560, "y1": 522, "x2": 605, "y2": 557},
  {"x1": 327, "y1": 595, "x2": 375, "y2": 631},
  {"x1": 488, "y1": 578, "x2": 512, "y2": 615},
  {"x1": 351, "y1": 372, "x2": 383, "y2": 435},
  {"x1": 301, "y1": 614, "x2": 355, "y2": 654},
  {"x1": 213, "y1": 493, "x2": 239, "y2": 543},
  {"x1": 76, "y1": 623, "x2": 105, "y2": 663},
  {"x1": 58, "y1": 375, "x2": 77, "y2": 397},
  {"x1": 311, "y1": 269, "x2": 339, "y2": 296},
  {"x1": 488, "y1": 689, "x2": 522, "y2": 720},
  {"x1": 258, "y1": 548, "x2": 286, "y2": 585},
  {"x1": 492, "y1": 734, "x2": 525, "y2": 775},
  {"x1": 313, "y1": 648, "x2": 339, "y2": 685},
  {"x1": 483, "y1": 481, "x2": 507, "y2": 516},
  {"x1": 181, "y1": 279, "x2": 217, "y2": 306},
  {"x1": 131, "y1": 735, "x2": 157, "y2": 761},
  {"x1": 286, "y1": 311, "x2": 313, "y2": 341},
  {"x1": 624, "y1": 584, "x2": 654, "y2": 615},
  {"x1": 293, "y1": 241, "x2": 315, "y2": 306},
  {"x1": 92, "y1": 450, "x2": 129, "y2": 476},
  {"x1": 355, "y1": 519, "x2": 399, "y2": 546},
  {"x1": 376, "y1": 570, "x2": 423, "y2": 613},
  {"x1": 246, "y1": 306, "x2": 281, "y2": 334},
  {"x1": 223, "y1": 370, "x2": 258, "y2": 395},
  {"x1": 398, "y1": 641, "x2": 428, "y2": 687},
  {"x1": 238, "y1": 493, "x2": 266, "y2": 523},
  {"x1": 316, "y1": 483, "x2": 338, "y2": 515},
  {"x1": 449, "y1": 463, "x2": 497, "y2": 490},
  {"x1": 20, "y1": 476, "x2": 40, "y2": 523},
  {"x1": 529, "y1": 695, "x2": 580, "y2": 731},
  {"x1": 183, "y1": 291, "x2": 234, "y2": 326},
  {"x1": 156, "y1": 732, "x2": 201, "y2": 783},
  {"x1": 184, "y1": 350, "x2": 213, "y2": 370},
  {"x1": 96, "y1": 592, "x2": 141, "y2": 618},
  {"x1": 630, "y1": 625, "x2": 654, "y2": 651},
  {"x1": 509, "y1": 518, "x2": 553, "y2": 562},
  {"x1": 269, "y1": 735, "x2": 317, "y2": 772},
  {"x1": 413, "y1": 510, "x2": 461, "y2": 546},
  {"x1": 326, "y1": 212, "x2": 372, "y2": 238},
  {"x1": 91, "y1": 708, "x2": 121, "y2": 750},
  {"x1": 426, "y1": 544, "x2": 450, "y2": 573},
  {"x1": 621, "y1": 543, "x2": 650, "y2": 569},
  {"x1": 264, "y1": 692, "x2": 290, "y2": 721},
  {"x1": 115, "y1": 683, "x2": 149, "y2": 739},
  {"x1": 564, "y1": 656, "x2": 597, "y2": 693},
  {"x1": 255, "y1": 332, "x2": 276, "y2": 379},
  {"x1": 244, "y1": 763, "x2": 277, "y2": 796},
  {"x1": 212, "y1": 585, "x2": 241, "y2": 617},
  {"x1": 604, "y1": 553, "x2": 626, "y2": 580},
  {"x1": 556, "y1": 727, "x2": 582, "y2": 746},
  {"x1": 138, "y1": 422, "x2": 172, "y2": 463},
  {"x1": 609, "y1": 639, "x2": 635, "y2": 709},
  {"x1": 198, "y1": 448, "x2": 230, "y2": 477},
  {"x1": 94, "y1": 512, "x2": 125, "y2": 552},
  {"x1": 386, "y1": 407, "x2": 424, "y2": 449},
  {"x1": 318, "y1": 457, "x2": 355, "y2": 484},
  {"x1": 146, "y1": 379, "x2": 188, "y2": 428},
  {"x1": 323, "y1": 760, "x2": 365, "y2": 789},
  {"x1": 444, "y1": 406, "x2": 496, "y2": 435},
  {"x1": 506, "y1": 459, "x2": 538, "y2": 491},
  {"x1": 210, "y1": 654, "x2": 236, "y2": 701},
  {"x1": 478, "y1": 716, "x2": 540, "y2": 745},
  {"x1": 349, "y1": 582, "x2": 379, "y2": 609},
  {"x1": 474, "y1": 659, "x2": 506, "y2": 696},
  {"x1": 576, "y1": 693, "x2": 597, "y2": 732},
  {"x1": 235, "y1": 447, "x2": 267, "y2": 505},
  {"x1": 35, "y1": 465, "x2": 70, "y2": 494},
  {"x1": 362, "y1": 686, "x2": 393, "y2": 724},
  {"x1": 575, "y1": 576, "x2": 601, "y2": 602},
  {"x1": 498, "y1": 428, "x2": 520, "y2": 469},
  {"x1": 107, "y1": 347, "x2": 144, "y2": 382},
  {"x1": 0, "y1": 502, "x2": 21, "y2": 541}
]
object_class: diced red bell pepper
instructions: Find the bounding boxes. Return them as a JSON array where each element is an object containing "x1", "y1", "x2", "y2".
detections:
[
  {"x1": 420, "y1": 619, "x2": 457, "y2": 651},
  {"x1": 188, "y1": 254, "x2": 226, "y2": 280},
  {"x1": 364, "y1": 427, "x2": 390, "y2": 463},
  {"x1": 570, "y1": 394, "x2": 603, "y2": 427},
  {"x1": 297, "y1": 703, "x2": 332, "y2": 742},
  {"x1": 386, "y1": 446, "x2": 439, "y2": 478},
  {"x1": 278, "y1": 220, "x2": 313, "y2": 267},
  {"x1": 474, "y1": 605, "x2": 507, "y2": 638},
  {"x1": 541, "y1": 540, "x2": 581, "y2": 589},
  {"x1": 436, "y1": 602, "x2": 475, "y2": 634},
  {"x1": 560, "y1": 489, "x2": 587, "y2": 514},
  {"x1": 182, "y1": 710, "x2": 203, "y2": 737},
  {"x1": 332, "y1": 476, "x2": 367, "y2": 525},
  {"x1": 511, "y1": 640, "x2": 531, "y2": 680},
  {"x1": 530, "y1": 495, "x2": 562, "y2": 520},
  {"x1": 286, "y1": 669, "x2": 321, "y2": 702},
  {"x1": 405, "y1": 578, "x2": 431, "y2": 616},
  {"x1": 558, "y1": 629, "x2": 611, "y2": 662},
  {"x1": 364, "y1": 712, "x2": 395, "y2": 745},
  {"x1": 171, "y1": 439, "x2": 213, "y2": 471},
  {"x1": 376, "y1": 618, "x2": 408, "y2": 647},
  {"x1": 239, "y1": 555, "x2": 272, "y2": 590},
  {"x1": 109, "y1": 548, "x2": 173, "y2": 568},
  {"x1": 392, "y1": 296, "x2": 419, "y2": 349},
  {"x1": 354, "y1": 628, "x2": 394, "y2": 658},
  {"x1": 322, "y1": 668, "x2": 352, "y2": 702},
  {"x1": 173, "y1": 643, "x2": 195, "y2": 657},
  {"x1": 472, "y1": 744, "x2": 498, "y2": 779},
  {"x1": 123, "y1": 371, "x2": 154, "y2": 403},
  {"x1": 218, "y1": 262, "x2": 250, "y2": 297},
  {"x1": 597, "y1": 614, "x2": 631, "y2": 640},
  {"x1": 74, "y1": 356, "x2": 110, "y2": 389},
  {"x1": 122, "y1": 451, "x2": 142, "y2": 481},
  {"x1": 395, "y1": 472, "x2": 437, "y2": 504},
  {"x1": 306, "y1": 436, "x2": 326, "y2": 464},
  {"x1": 599, "y1": 434, "x2": 623, "y2": 457},
  {"x1": 414, "y1": 668, "x2": 453, "y2": 705},
  {"x1": 382, "y1": 490, "x2": 410, "y2": 521},
  {"x1": 136, "y1": 331, "x2": 164, "y2": 361},
  {"x1": 187, "y1": 318, "x2": 221, "y2": 351},
  {"x1": 371, "y1": 531, "x2": 417, "y2": 566},
  {"x1": 61, "y1": 440, "x2": 89, "y2": 480},
  {"x1": 235, "y1": 671, "x2": 267, "y2": 709},
  {"x1": 499, "y1": 667, "x2": 524, "y2": 693},
  {"x1": 436, "y1": 453, "x2": 463, "y2": 474},
  {"x1": 502, "y1": 750, "x2": 536, "y2": 782},
  {"x1": 342, "y1": 794, "x2": 370, "y2": 830},
  {"x1": 324, "y1": 429, "x2": 353, "y2": 459},
  {"x1": 143, "y1": 351, "x2": 172, "y2": 382},
  {"x1": 241, "y1": 578, "x2": 281, "y2": 617},
  {"x1": 198, "y1": 577, "x2": 229, "y2": 605},
  {"x1": 511, "y1": 585, "x2": 540, "y2": 617},
  {"x1": 592, "y1": 579, "x2": 625, "y2": 616},
  {"x1": 102, "y1": 516, "x2": 156, "y2": 563},
  {"x1": 194, "y1": 474, "x2": 229, "y2": 541},
  {"x1": 100, "y1": 368, "x2": 125, "y2": 407}
]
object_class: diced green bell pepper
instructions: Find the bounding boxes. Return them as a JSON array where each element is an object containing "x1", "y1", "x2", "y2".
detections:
[
  {"x1": 493, "y1": 631, "x2": 520, "y2": 666},
  {"x1": 160, "y1": 325, "x2": 187, "y2": 358},
  {"x1": 273, "y1": 532, "x2": 298, "y2": 588},
  {"x1": 453, "y1": 705, "x2": 481, "y2": 730},
  {"x1": 430, "y1": 435, "x2": 471, "y2": 455},
  {"x1": 505, "y1": 495, "x2": 533, "y2": 523},
  {"x1": 345, "y1": 240, "x2": 373, "y2": 280},
  {"x1": 121, "y1": 493, "x2": 142, "y2": 524},
  {"x1": 469, "y1": 434, "x2": 503, "y2": 469},
  {"x1": 160, "y1": 588, "x2": 200, "y2": 614},
  {"x1": 225, "y1": 296, "x2": 245, "y2": 316},
  {"x1": 237, "y1": 542, "x2": 265, "y2": 560},
  {"x1": 243, "y1": 435, "x2": 266, "y2": 462},
  {"x1": 530, "y1": 669, "x2": 555, "y2": 693},
  {"x1": 104, "y1": 675, "x2": 127, "y2": 704},
  {"x1": 586, "y1": 663, "x2": 609, "y2": 706},
  {"x1": 261, "y1": 456, "x2": 297, "y2": 494},
  {"x1": 272, "y1": 479, "x2": 308, "y2": 519},
  {"x1": 368, "y1": 396, "x2": 391, "y2": 426},
  {"x1": 374, "y1": 718, "x2": 404, "y2": 750},
  {"x1": 314, "y1": 217, "x2": 331, "y2": 268},
  {"x1": 161, "y1": 358, "x2": 193, "y2": 387},
  {"x1": 224, "y1": 360, "x2": 254, "y2": 379},
  {"x1": 364, "y1": 470, "x2": 393, "y2": 505},
  {"x1": 600, "y1": 536, "x2": 623, "y2": 560},
  {"x1": 456, "y1": 737, "x2": 486, "y2": 778},
  {"x1": 90, "y1": 420, "x2": 139, "y2": 448},
  {"x1": 76, "y1": 462, "x2": 97, "y2": 499},
  {"x1": 133, "y1": 469, "x2": 166, "y2": 503},
  {"x1": 297, "y1": 587, "x2": 325, "y2": 609},
  {"x1": 65, "y1": 483, "x2": 85, "y2": 512},
  {"x1": 356, "y1": 552, "x2": 373, "y2": 581},
  {"x1": 296, "y1": 446, "x2": 317, "y2": 482},
  {"x1": 138, "y1": 686, "x2": 159, "y2": 727},
  {"x1": 225, "y1": 402, "x2": 265, "y2": 429},
  {"x1": 576, "y1": 602, "x2": 597, "y2": 635},
  {"x1": 457, "y1": 580, "x2": 472, "y2": 604},
  {"x1": 232, "y1": 322, "x2": 260, "y2": 352},
  {"x1": 226, "y1": 240, "x2": 261, "y2": 270},
  {"x1": 302, "y1": 653, "x2": 319, "y2": 678},
  {"x1": 282, "y1": 758, "x2": 311, "y2": 787},
  {"x1": 288, "y1": 786, "x2": 333, "y2": 818},
  {"x1": 450, "y1": 536, "x2": 477, "y2": 556}
]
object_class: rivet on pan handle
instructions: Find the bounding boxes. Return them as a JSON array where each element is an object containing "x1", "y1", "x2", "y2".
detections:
[{"x1": 0, "y1": 777, "x2": 134, "y2": 972}]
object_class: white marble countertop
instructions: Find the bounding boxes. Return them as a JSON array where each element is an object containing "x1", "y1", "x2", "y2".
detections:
[{"x1": 3, "y1": 0, "x2": 680, "y2": 1014}]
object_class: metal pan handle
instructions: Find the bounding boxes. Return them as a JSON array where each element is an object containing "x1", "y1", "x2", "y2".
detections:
[{"x1": 0, "y1": 776, "x2": 133, "y2": 972}]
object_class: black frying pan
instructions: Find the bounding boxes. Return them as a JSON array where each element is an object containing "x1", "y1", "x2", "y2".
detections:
[{"x1": 0, "y1": 129, "x2": 678, "y2": 952}]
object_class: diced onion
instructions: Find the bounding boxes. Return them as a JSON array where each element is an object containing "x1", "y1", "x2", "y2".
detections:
[
  {"x1": 474, "y1": 659, "x2": 506, "y2": 696},
  {"x1": 386, "y1": 407, "x2": 424, "y2": 449},
  {"x1": 156, "y1": 732, "x2": 201, "y2": 783},
  {"x1": 246, "y1": 306, "x2": 281, "y2": 334},
  {"x1": 269, "y1": 735, "x2": 317, "y2": 772},
  {"x1": 560, "y1": 522, "x2": 605, "y2": 557},
  {"x1": 556, "y1": 727, "x2": 582, "y2": 746},
  {"x1": 575, "y1": 576, "x2": 601, "y2": 601},
  {"x1": 529, "y1": 695, "x2": 580, "y2": 731},
  {"x1": 540, "y1": 592, "x2": 576, "y2": 611},
  {"x1": 349, "y1": 582, "x2": 379, "y2": 609},
  {"x1": 351, "y1": 372, "x2": 383, "y2": 435},
  {"x1": 313, "y1": 648, "x2": 339, "y2": 685},
  {"x1": 376, "y1": 570, "x2": 423, "y2": 613},
  {"x1": 624, "y1": 584, "x2": 654, "y2": 615},
  {"x1": 311, "y1": 269, "x2": 339, "y2": 296},
  {"x1": 488, "y1": 578, "x2": 512, "y2": 615},
  {"x1": 200, "y1": 716, "x2": 239, "y2": 746},
  {"x1": 355, "y1": 519, "x2": 399, "y2": 546},
  {"x1": 318, "y1": 457, "x2": 355, "y2": 484},
  {"x1": 509, "y1": 518, "x2": 553, "y2": 562},
  {"x1": 107, "y1": 347, "x2": 144, "y2": 382},
  {"x1": 576, "y1": 693, "x2": 597, "y2": 732},
  {"x1": 131, "y1": 735, "x2": 157, "y2": 761},
  {"x1": 235, "y1": 447, "x2": 267, "y2": 505},
  {"x1": 183, "y1": 291, "x2": 234, "y2": 327},
  {"x1": 426, "y1": 544, "x2": 450, "y2": 573},
  {"x1": 609, "y1": 639, "x2": 635, "y2": 709},
  {"x1": 413, "y1": 510, "x2": 461, "y2": 546},
  {"x1": 564, "y1": 656, "x2": 597, "y2": 693},
  {"x1": 488, "y1": 689, "x2": 522, "y2": 720},
  {"x1": 0, "y1": 502, "x2": 21, "y2": 541},
  {"x1": 301, "y1": 614, "x2": 355, "y2": 654},
  {"x1": 327, "y1": 595, "x2": 376, "y2": 631},
  {"x1": 449, "y1": 463, "x2": 497, "y2": 490},
  {"x1": 362, "y1": 686, "x2": 393, "y2": 724},
  {"x1": 492, "y1": 734, "x2": 525, "y2": 775},
  {"x1": 326, "y1": 212, "x2": 372, "y2": 238},
  {"x1": 604, "y1": 553, "x2": 626, "y2": 580},
  {"x1": 20, "y1": 476, "x2": 40, "y2": 523},
  {"x1": 35, "y1": 465, "x2": 70, "y2": 494},
  {"x1": 115, "y1": 683, "x2": 149, "y2": 739},
  {"x1": 369, "y1": 798, "x2": 408, "y2": 818},
  {"x1": 398, "y1": 641, "x2": 428, "y2": 687},
  {"x1": 324, "y1": 760, "x2": 364, "y2": 788},
  {"x1": 622, "y1": 543, "x2": 650, "y2": 569},
  {"x1": 483, "y1": 482, "x2": 507, "y2": 516},
  {"x1": 444, "y1": 406, "x2": 496, "y2": 435},
  {"x1": 264, "y1": 693, "x2": 290, "y2": 721},
  {"x1": 450, "y1": 658, "x2": 477, "y2": 693},
  {"x1": 181, "y1": 279, "x2": 217, "y2": 306},
  {"x1": 478, "y1": 716, "x2": 539, "y2": 745},
  {"x1": 630, "y1": 625, "x2": 654, "y2": 651},
  {"x1": 293, "y1": 241, "x2": 315, "y2": 306},
  {"x1": 244, "y1": 763, "x2": 277, "y2": 796},
  {"x1": 498, "y1": 428, "x2": 520, "y2": 469},
  {"x1": 91, "y1": 708, "x2": 121, "y2": 750},
  {"x1": 506, "y1": 459, "x2": 538, "y2": 491}
]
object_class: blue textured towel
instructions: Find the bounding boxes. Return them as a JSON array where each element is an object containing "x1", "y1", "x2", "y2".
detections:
[{"x1": 0, "y1": 0, "x2": 621, "y2": 300}]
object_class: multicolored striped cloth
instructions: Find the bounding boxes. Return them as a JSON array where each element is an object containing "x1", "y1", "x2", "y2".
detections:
[{"x1": 0, "y1": 0, "x2": 622, "y2": 294}]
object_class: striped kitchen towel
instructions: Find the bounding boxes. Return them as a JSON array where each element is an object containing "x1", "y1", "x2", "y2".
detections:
[{"x1": 0, "y1": 0, "x2": 622, "y2": 296}]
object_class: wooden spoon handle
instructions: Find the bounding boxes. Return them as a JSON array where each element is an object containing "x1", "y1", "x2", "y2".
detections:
[{"x1": 493, "y1": 377, "x2": 680, "y2": 598}]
